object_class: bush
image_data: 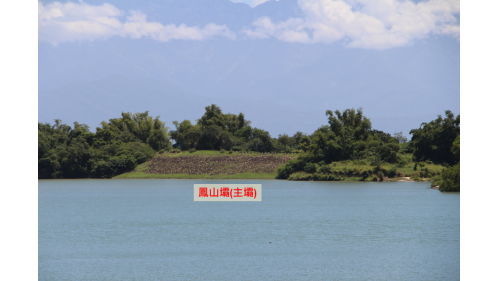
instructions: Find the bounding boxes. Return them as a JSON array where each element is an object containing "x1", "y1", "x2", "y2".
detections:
[
  {"x1": 396, "y1": 159, "x2": 407, "y2": 168},
  {"x1": 388, "y1": 168, "x2": 397, "y2": 178},
  {"x1": 371, "y1": 176, "x2": 378, "y2": 181},
  {"x1": 430, "y1": 176, "x2": 443, "y2": 188},
  {"x1": 370, "y1": 157, "x2": 383, "y2": 166},
  {"x1": 276, "y1": 159, "x2": 305, "y2": 179},
  {"x1": 361, "y1": 171, "x2": 370, "y2": 180},
  {"x1": 158, "y1": 149, "x2": 165, "y2": 154},
  {"x1": 219, "y1": 148, "x2": 226, "y2": 153},
  {"x1": 171, "y1": 148, "x2": 181, "y2": 153},
  {"x1": 318, "y1": 165, "x2": 331, "y2": 174},
  {"x1": 411, "y1": 172, "x2": 422, "y2": 182},
  {"x1": 439, "y1": 163, "x2": 460, "y2": 192},
  {"x1": 385, "y1": 151, "x2": 398, "y2": 163},
  {"x1": 377, "y1": 171, "x2": 384, "y2": 181},
  {"x1": 373, "y1": 165, "x2": 387, "y2": 176},
  {"x1": 229, "y1": 149, "x2": 233, "y2": 154},
  {"x1": 304, "y1": 163, "x2": 318, "y2": 173},
  {"x1": 91, "y1": 155, "x2": 137, "y2": 178},
  {"x1": 189, "y1": 148, "x2": 196, "y2": 153},
  {"x1": 353, "y1": 160, "x2": 367, "y2": 165}
]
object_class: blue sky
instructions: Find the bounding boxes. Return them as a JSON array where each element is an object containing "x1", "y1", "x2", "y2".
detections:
[{"x1": 38, "y1": 0, "x2": 460, "y2": 137}]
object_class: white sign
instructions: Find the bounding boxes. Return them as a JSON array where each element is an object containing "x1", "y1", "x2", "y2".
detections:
[{"x1": 194, "y1": 184, "x2": 262, "y2": 201}]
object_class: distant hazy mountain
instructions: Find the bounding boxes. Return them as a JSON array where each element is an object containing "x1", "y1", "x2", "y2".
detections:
[{"x1": 38, "y1": 0, "x2": 459, "y2": 137}]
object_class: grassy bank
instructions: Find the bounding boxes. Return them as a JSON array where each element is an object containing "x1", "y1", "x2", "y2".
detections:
[
  {"x1": 114, "y1": 172, "x2": 277, "y2": 179},
  {"x1": 285, "y1": 154, "x2": 445, "y2": 182},
  {"x1": 114, "y1": 150, "x2": 446, "y2": 182}
]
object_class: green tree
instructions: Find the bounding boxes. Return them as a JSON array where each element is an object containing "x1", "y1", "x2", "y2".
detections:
[
  {"x1": 38, "y1": 112, "x2": 166, "y2": 179},
  {"x1": 410, "y1": 110, "x2": 460, "y2": 164},
  {"x1": 276, "y1": 108, "x2": 396, "y2": 179},
  {"x1": 439, "y1": 163, "x2": 460, "y2": 192},
  {"x1": 451, "y1": 135, "x2": 460, "y2": 162}
]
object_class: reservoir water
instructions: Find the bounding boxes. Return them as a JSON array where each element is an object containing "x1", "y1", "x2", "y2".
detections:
[{"x1": 39, "y1": 179, "x2": 460, "y2": 280}]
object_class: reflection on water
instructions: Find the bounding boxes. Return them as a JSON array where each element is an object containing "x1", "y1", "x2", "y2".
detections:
[{"x1": 39, "y1": 179, "x2": 459, "y2": 280}]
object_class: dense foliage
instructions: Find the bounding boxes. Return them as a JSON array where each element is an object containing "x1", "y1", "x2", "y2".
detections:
[
  {"x1": 430, "y1": 134, "x2": 460, "y2": 192},
  {"x1": 438, "y1": 163, "x2": 460, "y2": 192},
  {"x1": 38, "y1": 105, "x2": 460, "y2": 185},
  {"x1": 169, "y1": 104, "x2": 304, "y2": 153},
  {"x1": 409, "y1": 111, "x2": 460, "y2": 192},
  {"x1": 409, "y1": 110, "x2": 460, "y2": 165},
  {"x1": 38, "y1": 112, "x2": 170, "y2": 179},
  {"x1": 276, "y1": 108, "x2": 401, "y2": 179}
]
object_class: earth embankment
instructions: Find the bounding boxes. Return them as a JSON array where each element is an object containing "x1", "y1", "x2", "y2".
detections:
[{"x1": 115, "y1": 152, "x2": 296, "y2": 179}]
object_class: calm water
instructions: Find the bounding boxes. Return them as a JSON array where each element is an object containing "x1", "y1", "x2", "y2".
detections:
[{"x1": 39, "y1": 179, "x2": 459, "y2": 280}]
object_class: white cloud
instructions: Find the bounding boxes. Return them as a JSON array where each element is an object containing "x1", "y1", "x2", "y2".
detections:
[
  {"x1": 243, "y1": 0, "x2": 460, "y2": 49},
  {"x1": 253, "y1": 0, "x2": 278, "y2": 7},
  {"x1": 230, "y1": 0, "x2": 277, "y2": 8},
  {"x1": 38, "y1": 1, "x2": 235, "y2": 45}
]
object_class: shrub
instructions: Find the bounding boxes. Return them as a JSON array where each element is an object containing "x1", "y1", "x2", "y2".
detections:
[
  {"x1": 171, "y1": 148, "x2": 181, "y2": 153},
  {"x1": 388, "y1": 168, "x2": 397, "y2": 178},
  {"x1": 219, "y1": 149, "x2": 226, "y2": 153},
  {"x1": 411, "y1": 172, "x2": 422, "y2": 182},
  {"x1": 304, "y1": 163, "x2": 318, "y2": 173},
  {"x1": 377, "y1": 171, "x2": 384, "y2": 181},
  {"x1": 318, "y1": 165, "x2": 331, "y2": 174},
  {"x1": 371, "y1": 176, "x2": 378, "y2": 181},
  {"x1": 158, "y1": 149, "x2": 165, "y2": 154},
  {"x1": 373, "y1": 165, "x2": 387, "y2": 176},
  {"x1": 189, "y1": 148, "x2": 196, "y2": 153},
  {"x1": 370, "y1": 157, "x2": 383, "y2": 166},
  {"x1": 385, "y1": 151, "x2": 398, "y2": 163},
  {"x1": 439, "y1": 163, "x2": 460, "y2": 192},
  {"x1": 354, "y1": 160, "x2": 367, "y2": 165},
  {"x1": 361, "y1": 171, "x2": 370, "y2": 180},
  {"x1": 229, "y1": 149, "x2": 233, "y2": 154},
  {"x1": 276, "y1": 159, "x2": 305, "y2": 179},
  {"x1": 91, "y1": 155, "x2": 137, "y2": 178},
  {"x1": 396, "y1": 159, "x2": 407, "y2": 168},
  {"x1": 430, "y1": 176, "x2": 443, "y2": 188}
]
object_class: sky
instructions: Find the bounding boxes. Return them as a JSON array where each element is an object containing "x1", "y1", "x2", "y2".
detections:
[{"x1": 38, "y1": 0, "x2": 460, "y2": 138}]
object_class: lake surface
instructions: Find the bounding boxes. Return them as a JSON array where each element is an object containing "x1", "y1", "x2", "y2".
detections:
[{"x1": 39, "y1": 179, "x2": 460, "y2": 280}]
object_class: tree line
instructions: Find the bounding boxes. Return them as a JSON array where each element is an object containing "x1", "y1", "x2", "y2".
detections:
[
  {"x1": 275, "y1": 108, "x2": 459, "y2": 191},
  {"x1": 39, "y1": 104, "x2": 460, "y2": 189},
  {"x1": 38, "y1": 112, "x2": 169, "y2": 178}
]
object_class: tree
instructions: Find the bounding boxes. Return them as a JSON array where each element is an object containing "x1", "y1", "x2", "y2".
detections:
[
  {"x1": 451, "y1": 135, "x2": 460, "y2": 162},
  {"x1": 410, "y1": 110, "x2": 460, "y2": 164},
  {"x1": 38, "y1": 112, "x2": 165, "y2": 179},
  {"x1": 393, "y1": 132, "x2": 408, "y2": 144},
  {"x1": 276, "y1": 108, "x2": 396, "y2": 179},
  {"x1": 170, "y1": 104, "x2": 255, "y2": 151},
  {"x1": 439, "y1": 163, "x2": 460, "y2": 192}
]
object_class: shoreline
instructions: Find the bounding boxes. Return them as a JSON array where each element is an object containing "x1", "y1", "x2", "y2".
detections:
[{"x1": 113, "y1": 172, "x2": 430, "y2": 183}]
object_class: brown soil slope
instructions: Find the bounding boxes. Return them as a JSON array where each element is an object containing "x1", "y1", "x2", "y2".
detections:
[{"x1": 144, "y1": 154, "x2": 294, "y2": 175}]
